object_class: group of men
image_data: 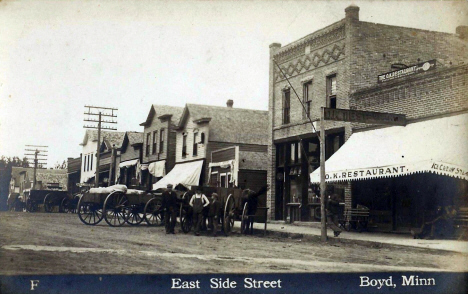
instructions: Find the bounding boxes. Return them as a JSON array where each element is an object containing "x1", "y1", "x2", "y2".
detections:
[{"x1": 161, "y1": 184, "x2": 222, "y2": 236}]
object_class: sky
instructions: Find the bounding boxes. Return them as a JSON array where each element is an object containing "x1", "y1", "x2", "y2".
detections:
[{"x1": 0, "y1": 0, "x2": 467, "y2": 167}]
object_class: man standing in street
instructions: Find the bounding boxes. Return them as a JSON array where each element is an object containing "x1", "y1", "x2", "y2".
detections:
[
  {"x1": 208, "y1": 193, "x2": 221, "y2": 237},
  {"x1": 327, "y1": 193, "x2": 342, "y2": 237},
  {"x1": 162, "y1": 184, "x2": 178, "y2": 234},
  {"x1": 189, "y1": 188, "x2": 210, "y2": 236}
]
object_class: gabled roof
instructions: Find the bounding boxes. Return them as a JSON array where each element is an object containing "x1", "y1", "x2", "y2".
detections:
[
  {"x1": 121, "y1": 131, "x2": 144, "y2": 152},
  {"x1": 81, "y1": 129, "x2": 120, "y2": 146},
  {"x1": 127, "y1": 131, "x2": 144, "y2": 146},
  {"x1": 140, "y1": 104, "x2": 184, "y2": 127},
  {"x1": 101, "y1": 131, "x2": 126, "y2": 150},
  {"x1": 178, "y1": 103, "x2": 269, "y2": 145}
]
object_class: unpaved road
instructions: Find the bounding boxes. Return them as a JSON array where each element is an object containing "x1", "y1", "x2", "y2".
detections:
[{"x1": 1, "y1": 212, "x2": 467, "y2": 275}]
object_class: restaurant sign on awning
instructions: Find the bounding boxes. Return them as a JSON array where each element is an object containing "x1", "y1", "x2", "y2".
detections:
[{"x1": 378, "y1": 59, "x2": 436, "y2": 83}]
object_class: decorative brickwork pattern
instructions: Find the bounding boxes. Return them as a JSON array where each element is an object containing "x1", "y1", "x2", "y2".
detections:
[
  {"x1": 274, "y1": 24, "x2": 345, "y2": 64},
  {"x1": 275, "y1": 43, "x2": 346, "y2": 82}
]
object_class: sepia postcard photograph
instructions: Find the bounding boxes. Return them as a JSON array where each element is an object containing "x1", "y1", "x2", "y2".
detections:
[{"x1": 0, "y1": 0, "x2": 467, "y2": 293}]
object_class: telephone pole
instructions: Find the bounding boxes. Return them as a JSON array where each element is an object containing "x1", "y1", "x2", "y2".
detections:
[
  {"x1": 24, "y1": 145, "x2": 48, "y2": 190},
  {"x1": 84, "y1": 105, "x2": 118, "y2": 188}
]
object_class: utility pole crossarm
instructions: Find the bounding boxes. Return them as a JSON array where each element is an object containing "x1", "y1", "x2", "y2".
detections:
[{"x1": 83, "y1": 105, "x2": 118, "y2": 188}]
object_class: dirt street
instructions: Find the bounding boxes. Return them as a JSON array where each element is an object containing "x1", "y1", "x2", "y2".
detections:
[{"x1": 1, "y1": 212, "x2": 467, "y2": 275}]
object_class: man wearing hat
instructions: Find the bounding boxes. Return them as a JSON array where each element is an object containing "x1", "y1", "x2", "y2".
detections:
[
  {"x1": 162, "y1": 184, "x2": 178, "y2": 234},
  {"x1": 189, "y1": 188, "x2": 210, "y2": 236},
  {"x1": 208, "y1": 193, "x2": 222, "y2": 237}
]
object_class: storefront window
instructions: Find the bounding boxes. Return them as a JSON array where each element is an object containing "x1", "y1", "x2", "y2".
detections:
[{"x1": 290, "y1": 143, "x2": 296, "y2": 163}]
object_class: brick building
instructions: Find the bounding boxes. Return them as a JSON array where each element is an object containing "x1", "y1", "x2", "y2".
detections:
[
  {"x1": 139, "y1": 105, "x2": 184, "y2": 190},
  {"x1": 267, "y1": 5, "x2": 468, "y2": 221},
  {"x1": 153, "y1": 101, "x2": 269, "y2": 191},
  {"x1": 309, "y1": 64, "x2": 468, "y2": 232}
]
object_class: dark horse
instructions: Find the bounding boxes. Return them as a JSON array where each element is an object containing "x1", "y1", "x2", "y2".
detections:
[{"x1": 241, "y1": 185, "x2": 267, "y2": 234}]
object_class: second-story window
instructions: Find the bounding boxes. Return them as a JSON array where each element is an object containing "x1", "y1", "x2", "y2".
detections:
[
  {"x1": 146, "y1": 133, "x2": 151, "y2": 156},
  {"x1": 182, "y1": 133, "x2": 187, "y2": 157},
  {"x1": 193, "y1": 132, "x2": 198, "y2": 156},
  {"x1": 83, "y1": 155, "x2": 87, "y2": 172},
  {"x1": 159, "y1": 129, "x2": 165, "y2": 154},
  {"x1": 90, "y1": 154, "x2": 93, "y2": 170},
  {"x1": 303, "y1": 81, "x2": 312, "y2": 119},
  {"x1": 152, "y1": 131, "x2": 157, "y2": 155},
  {"x1": 283, "y1": 89, "x2": 290, "y2": 124},
  {"x1": 327, "y1": 74, "x2": 337, "y2": 109}
]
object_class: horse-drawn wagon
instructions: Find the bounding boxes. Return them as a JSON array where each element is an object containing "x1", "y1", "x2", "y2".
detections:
[
  {"x1": 177, "y1": 185, "x2": 268, "y2": 236},
  {"x1": 21, "y1": 189, "x2": 70, "y2": 213},
  {"x1": 76, "y1": 185, "x2": 165, "y2": 227}
]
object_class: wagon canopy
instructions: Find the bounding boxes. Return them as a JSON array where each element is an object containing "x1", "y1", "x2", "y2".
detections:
[
  {"x1": 153, "y1": 160, "x2": 204, "y2": 190},
  {"x1": 310, "y1": 113, "x2": 468, "y2": 183}
]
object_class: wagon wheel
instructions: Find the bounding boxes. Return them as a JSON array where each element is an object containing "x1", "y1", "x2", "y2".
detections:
[
  {"x1": 144, "y1": 198, "x2": 163, "y2": 226},
  {"x1": 223, "y1": 194, "x2": 235, "y2": 235},
  {"x1": 26, "y1": 199, "x2": 37, "y2": 213},
  {"x1": 241, "y1": 202, "x2": 249, "y2": 234},
  {"x1": 180, "y1": 204, "x2": 193, "y2": 233},
  {"x1": 70, "y1": 195, "x2": 81, "y2": 213},
  {"x1": 77, "y1": 195, "x2": 103, "y2": 225},
  {"x1": 103, "y1": 191, "x2": 130, "y2": 227},
  {"x1": 44, "y1": 194, "x2": 56, "y2": 213},
  {"x1": 126, "y1": 204, "x2": 145, "y2": 226},
  {"x1": 60, "y1": 197, "x2": 70, "y2": 213}
]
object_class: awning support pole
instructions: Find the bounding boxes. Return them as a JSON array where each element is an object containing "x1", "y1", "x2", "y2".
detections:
[{"x1": 320, "y1": 107, "x2": 327, "y2": 241}]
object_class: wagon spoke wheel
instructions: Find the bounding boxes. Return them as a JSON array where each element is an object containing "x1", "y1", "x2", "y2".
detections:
[
  {"x1": 60, "y1": 197, "x2": 70, "y2": 213},
  {"x1": 126, "y1": 204, "x2": 144, "y2": 226},
  {"x1": 180, "y1": 204, "x2": 193, "y2": 233},
  {"x1": 77, "y1": 194, "x2": 103, "y2": 225},
  {"x1": 223, "y1": 194, "x2": 235, "y2": 235},
  {"x1": 103, "y1": 191, "x2": 130, "y2": 227},
  {"x1": 144, "y1": 198, "x2": 163, "y2": 226},
  {"x1": 241, "y1": 202, "x2": 249, "y2": 234},
  {"x1": 43, "y1": 194, "x2": 55, "y2": 213}
]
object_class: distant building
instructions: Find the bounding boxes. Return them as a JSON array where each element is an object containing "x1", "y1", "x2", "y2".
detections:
[
  {"x1": 139, "y1": 105, "x2": 184, "y2": 190},
  {"x1": 97, "y1": 131, "x2": 126, "y2": 187},
  {"x1": 115, "y1": 131, "x2": 143, "y2": 188},
  {"x1": 67, "y1": 156, "x2": 81, "y2": 195},
  {"x1": 79, "y1": 130, "x2": 125, "y2": 185},
  {"x1": 153, "y1": 100, "x2": 269, "y2": 191},
  {"x1": 10, "y1": 167, "x2": 68, "y2": 195}
]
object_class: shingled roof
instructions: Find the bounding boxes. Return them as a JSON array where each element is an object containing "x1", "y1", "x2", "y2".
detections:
[
  {"x1": 126, "y1": 131, "x2": 144, "y2": 146},
  {"x1": 121, "y1": 131, "x2": 144, "y2": 152},
  {"x1": 81, "y1": 130, "x2": 124, "y2": 146},
  {"x1": 11, "y1": 167, "x2": 68, "y2": 191},
  {"x1": 101, "y1": 131, "x2": 126, "y2": 149},
  {"x1": 179, "y1": 103, "x2": 269, "y2": 145},
  {"x1": 140, "y1": 104, "x2": 184, "y2": 126}
]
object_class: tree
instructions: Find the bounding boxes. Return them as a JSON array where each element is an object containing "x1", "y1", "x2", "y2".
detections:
[
  {"x1": 54, "y1": 160, "x2": 67, "y2": 170},
  {"x1": 0, "y1": 155, "x2": 30, "y2": 211}
]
